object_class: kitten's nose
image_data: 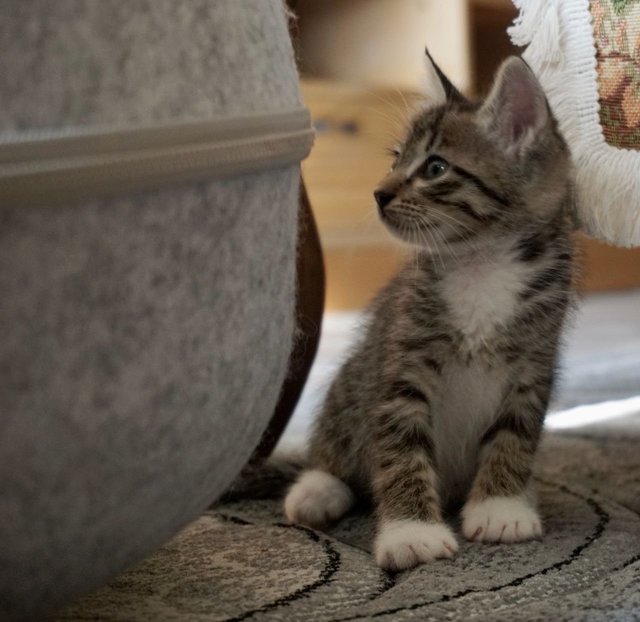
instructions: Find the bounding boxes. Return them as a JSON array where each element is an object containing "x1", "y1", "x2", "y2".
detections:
[{"x1": 374, "y1": 190, "x2": 395, "y2": 212}]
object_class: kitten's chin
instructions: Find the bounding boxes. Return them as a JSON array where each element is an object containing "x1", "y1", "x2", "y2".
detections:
[
  {"x1": 382, "y1": 223, "x2": 427, "y2": 248},
  {"x1": 380, "y1": 216, "x2": 422, "y2": 245}
]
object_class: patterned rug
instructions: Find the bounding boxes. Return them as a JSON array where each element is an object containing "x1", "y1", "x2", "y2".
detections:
[{"x1": 54, "y1": 420, "x2": 640, "y2": 621}]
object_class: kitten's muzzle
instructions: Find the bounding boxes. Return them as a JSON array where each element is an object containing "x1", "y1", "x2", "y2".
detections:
[{"x1": 374, "y1": 190, "x2": 396, "y2": 215}]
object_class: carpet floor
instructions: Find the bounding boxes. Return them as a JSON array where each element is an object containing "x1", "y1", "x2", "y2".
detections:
[{"x1": 56, "y1": 290, "x2": 640, "y2": 621}]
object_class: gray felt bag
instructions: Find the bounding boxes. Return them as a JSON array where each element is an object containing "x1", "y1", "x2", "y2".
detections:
[{"x1": 0, "y1": 1, "x2": 313, "y2": 619}]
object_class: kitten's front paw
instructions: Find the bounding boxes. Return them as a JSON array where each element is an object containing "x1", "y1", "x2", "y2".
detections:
[
  {"x1": 462, "y1": 495, "x2": 543, "y2": 543},
  {"x1": 374, "y1": 520, "x2": 458, "y2": 570},
  {"x1": 284, "y1": 469, "x2": 354, "y2": 528}
]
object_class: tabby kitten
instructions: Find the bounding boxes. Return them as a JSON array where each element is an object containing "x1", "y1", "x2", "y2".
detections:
[{"x1": 283, "y1": 53, "x2": 575, "y2": 571}]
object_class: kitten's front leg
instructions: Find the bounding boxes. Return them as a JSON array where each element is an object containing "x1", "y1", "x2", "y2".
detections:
[
  {"x1": 462, "y1": 382, "x2": 548, "y2": 543},
  {"x1": 371, "y1": 377, "x2": 458, "y2": 570}
]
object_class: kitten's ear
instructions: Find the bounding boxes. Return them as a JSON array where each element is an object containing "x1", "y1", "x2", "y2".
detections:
[
  {"x1": 423, "y1": 48, "x2": 464, "y2": 107},
  {"x1": 479, "y1": 56, "x2": 549, "y2": 155}
]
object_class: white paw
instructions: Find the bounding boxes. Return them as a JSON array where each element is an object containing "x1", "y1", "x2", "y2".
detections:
[
  {"x1": 284, "y1": 470, "x2": 354, "y2": 527},
  {"x1": 374, "y1": 520, "x2": 458, "y2": 570},
  {"x1": 462, "y1": 495, "x2": 543, "y2": 543}
]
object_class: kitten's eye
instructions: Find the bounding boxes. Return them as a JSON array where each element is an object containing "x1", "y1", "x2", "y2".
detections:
[{"x1": 421, "y1": 156, "x2": 449, "y2": 180}]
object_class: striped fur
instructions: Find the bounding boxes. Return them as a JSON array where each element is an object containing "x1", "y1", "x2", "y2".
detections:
[{"x1": 284, "y1": 56, "x2": 576, "y2": 570}]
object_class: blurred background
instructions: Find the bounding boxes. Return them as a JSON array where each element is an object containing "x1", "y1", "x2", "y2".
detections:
[{"x1": 288, "y1": 0, "x2": 640, "y2": 310}]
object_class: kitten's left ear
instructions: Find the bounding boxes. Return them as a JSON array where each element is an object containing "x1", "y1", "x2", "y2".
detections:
[
  {"x1": 424, "y1": 47, "x2": 466, "y2": 107},
  {"x1": 479, "y1": 57, "x2": 550, "y2": 155}
]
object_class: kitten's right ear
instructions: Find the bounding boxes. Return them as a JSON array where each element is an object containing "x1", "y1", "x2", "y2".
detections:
[
  {"x1": 423, "y1": 48, "x2": 464, "y2": 107},
  {"x1": 479, "y1": 57, "x2": 550, "y2": 156}
]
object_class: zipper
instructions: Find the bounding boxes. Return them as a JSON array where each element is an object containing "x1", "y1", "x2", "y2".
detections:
[{"x1": 0, "y1": 108, "x2": 315, "y2": 208}]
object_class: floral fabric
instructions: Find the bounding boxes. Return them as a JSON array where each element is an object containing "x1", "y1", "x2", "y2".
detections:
[{"x1": 592, "y1": 0, "x2": 640, "y2": 149}]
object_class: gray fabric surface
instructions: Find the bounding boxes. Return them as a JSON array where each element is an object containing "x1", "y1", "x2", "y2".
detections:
[
  {"x1": 1, "y1": 169, "x2": 299, "y2": 619},
  {"x1": 0, "y1": 1, "x2": 300, "y2": 130},
  {"x1": 54, "y1": 419, "x2": 640, "y2": 621},
  {"x1": 0, "y1": 1, "x2": 302, "y2": 619}
]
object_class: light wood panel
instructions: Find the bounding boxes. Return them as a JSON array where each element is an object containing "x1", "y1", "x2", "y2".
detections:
[
  {"x1": 300, "y1": 79, "x2": 421, "y2": 246},
  {"x1": 577, "y1": 234, "x2": 640, "y2": 292},
  {"x1": 323, "y1": 243, "x2": 407, "y2": 310}
]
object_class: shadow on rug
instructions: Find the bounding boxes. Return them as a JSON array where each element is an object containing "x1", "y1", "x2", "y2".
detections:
[{"x1": 55, "y1": 423, "x2": 640, "y2": 621}]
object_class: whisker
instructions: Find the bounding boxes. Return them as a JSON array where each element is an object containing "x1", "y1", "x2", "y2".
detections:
[
  {"x1": 432, "y1": 222, "x2": 458, "y2": 261},
  {"x1": 365, "y1": 90, "x2": 410, "y2": 127},
  {"x1": 394, "y1": 87, "x2": 414, "y2": 118},
  {"x1": 413, "y1": 212, "x2": 455, "y2": 264},
  {"x1": 422, "y1": 219, "x2": 445, "y2": 271},
  {"x1": 361, "y1": 106, "x2": 405, "y2": 133},
  {"x1": 423, "y1": 209, "x2": 493, "y2": 263},
  {"x1": 424, "y1": 207, "x2": 476, "y2": 236}
]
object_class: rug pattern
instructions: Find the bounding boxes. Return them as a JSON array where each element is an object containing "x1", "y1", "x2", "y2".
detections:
[{"x1": 55, "y1": 425, "x2": 640, "y2": 621}]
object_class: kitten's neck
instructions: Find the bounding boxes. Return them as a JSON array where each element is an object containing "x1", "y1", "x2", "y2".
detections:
[
  {"x1": 418, "y1": 212, "x2": 570, "y2": 278},
  {"x1": 428, "y1": 234, "x2": 537, "y2": 349},
  {"x1": 418, "y1": 231, "x2": 520, "y2": 277}
]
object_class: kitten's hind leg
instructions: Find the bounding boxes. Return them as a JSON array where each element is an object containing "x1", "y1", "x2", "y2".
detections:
[{"x1": 284, "y1": 469, "x2": 355, "y2": 528}]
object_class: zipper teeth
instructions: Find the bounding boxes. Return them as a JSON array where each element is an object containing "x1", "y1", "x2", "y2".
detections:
[
  {"x1": 0, "y1": 108, "x2": 314, "y2": 207},
  {"x1": 2, "y1": 129, "x2": 313, "y2": 178},
  {"x1": 0, "y1": 109, "x2": 311, "y2": 157}
]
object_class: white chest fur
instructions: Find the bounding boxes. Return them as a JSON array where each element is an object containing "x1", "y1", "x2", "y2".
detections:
[
  {"x1": 433, "y1": 360, "x2": 509, "y2": 505},
  {"x1": 439, "y1": 246, "x2": 531, "y2": 351},
  {"x1": 433, "y1": 245, "x2": 529, "y2": 504}
]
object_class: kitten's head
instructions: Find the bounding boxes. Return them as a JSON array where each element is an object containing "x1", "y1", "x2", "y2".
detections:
[{"x1": 374, "y1": 52, "x2": 571, "y2": 252}]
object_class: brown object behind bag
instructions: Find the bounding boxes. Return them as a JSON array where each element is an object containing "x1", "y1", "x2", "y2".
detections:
[{"x1": 253, "y1": 179, "x2": 325, "y2": 458}]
